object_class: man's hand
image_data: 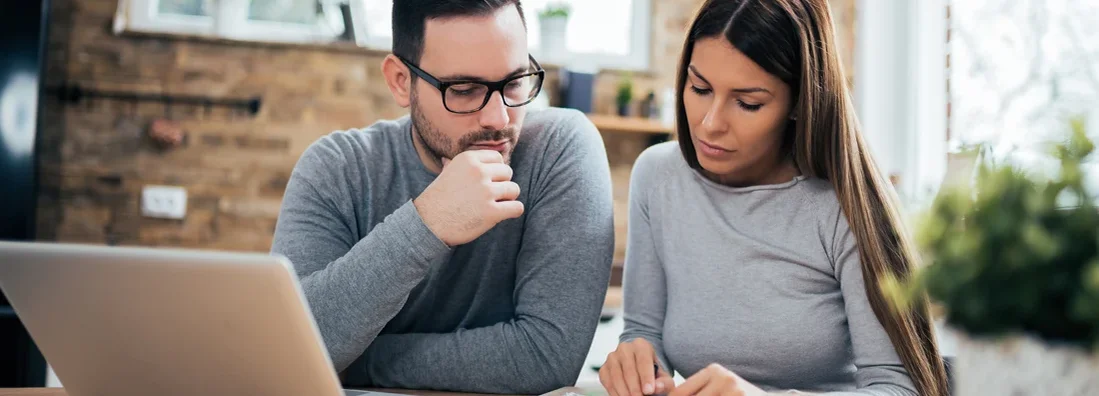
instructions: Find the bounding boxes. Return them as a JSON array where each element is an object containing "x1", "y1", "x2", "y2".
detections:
[
  {"x1": 600, "y1": 338, "x2": 676, "y2": 396},
  {"x1": 668, "y1": 364, "x2": 765, "y2": 396},
  {"x1": 414, "y1": 150, "x2": 524, "y2": 246}
]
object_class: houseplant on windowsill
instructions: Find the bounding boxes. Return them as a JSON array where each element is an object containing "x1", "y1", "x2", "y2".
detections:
[
  {"x1": 886, "y1": 117, "x2": 1099, "y2": 395},
  {"x1": 538, "y1": 1, "x2": 571, "y2": 62},
  {"x1": 211, "y1": 0, "x2": 250, "y2": 38}
]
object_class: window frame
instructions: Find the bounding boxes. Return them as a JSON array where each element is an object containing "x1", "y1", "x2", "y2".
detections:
[
  {"x1": 350, "y1": 0, "x2": 653, "y2": 71},
  {"x1": 854, "y1": 0, "x2": 949, "y2": 209},
  {"x1": 121, "y1": 0, "x2": 654, "y2": 72},
  {"x1": 115, "y1": 0, "x2": 346, "y2": 45},
  {"x1": 525, "y1": 0, "x2": 653, "y2": 71}
]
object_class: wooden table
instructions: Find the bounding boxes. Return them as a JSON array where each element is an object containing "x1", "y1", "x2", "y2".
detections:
[
  {"x1": 0, "y1": 388, "x2": 592, "y2": 396},
  {"x1": 0, "y1": 390, "x2": 480, "y2": 396}
]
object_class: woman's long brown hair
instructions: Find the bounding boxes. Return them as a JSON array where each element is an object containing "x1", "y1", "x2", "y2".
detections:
[{"x1": 674, "y1": 1, "x2": 948, "y2": 395}]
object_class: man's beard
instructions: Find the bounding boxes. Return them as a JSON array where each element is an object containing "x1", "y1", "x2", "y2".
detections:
[{"x1": 410, "y1": 89, "x2": 518, "y2": 164}]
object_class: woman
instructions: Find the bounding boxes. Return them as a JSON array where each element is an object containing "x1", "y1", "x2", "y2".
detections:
[{"x1": 599, "y1": 1, "x2": 948, "y2": 395}]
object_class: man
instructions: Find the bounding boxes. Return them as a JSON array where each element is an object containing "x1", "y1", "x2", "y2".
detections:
[{"x1": 270, "y1": 0, "x2": 614, "y2": 393}]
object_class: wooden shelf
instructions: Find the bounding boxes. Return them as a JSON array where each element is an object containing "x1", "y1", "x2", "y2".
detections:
[
  {"x1": 610, "y1": 260, "x2": 624, "y2": 287},
  {"x1": 588, "y1": 114, "x2": 673, "y2": 136},
  {"x1": 604, "y1": 286, "x2": 623, "y2": 310}
]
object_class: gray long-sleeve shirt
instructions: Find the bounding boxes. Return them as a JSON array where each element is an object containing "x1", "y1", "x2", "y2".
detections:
[
  {"x1": 619, "y1": 142, "x2": 916, "y2": 396},
  {"x1": 271, "y1": 108, "x2": 614, "y2": 394}
]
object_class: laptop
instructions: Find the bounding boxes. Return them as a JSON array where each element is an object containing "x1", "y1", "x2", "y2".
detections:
[{"x1": 0, "y1": 241, "x2": 400, "y2": 396}]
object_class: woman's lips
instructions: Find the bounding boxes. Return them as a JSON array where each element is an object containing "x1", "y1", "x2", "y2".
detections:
[{"x1": 697, "y1": 139, "x2": 734, "y2": 158}]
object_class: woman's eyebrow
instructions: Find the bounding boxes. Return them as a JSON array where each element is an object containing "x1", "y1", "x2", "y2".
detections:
[{"x1": 689, "y1": 65, "x2": 772, "y2": 95}]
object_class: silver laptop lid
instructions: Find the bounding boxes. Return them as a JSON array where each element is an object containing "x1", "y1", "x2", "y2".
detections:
[{"x1": 0, "y1": 241, "x2": 345, "y2": 396}]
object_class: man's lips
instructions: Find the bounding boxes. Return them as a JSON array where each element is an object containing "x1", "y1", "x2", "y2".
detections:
[{"x1": 469, "y1": 140, "x2": 510, "y2": 151}]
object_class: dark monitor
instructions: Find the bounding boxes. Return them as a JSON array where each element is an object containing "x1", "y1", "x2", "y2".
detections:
[{"x1": 0, "y1": 0, "x2": 52, "y2": 386}]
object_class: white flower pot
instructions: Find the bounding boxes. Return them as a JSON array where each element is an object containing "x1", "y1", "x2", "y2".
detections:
[
  {"x1": 539, "y1": 16, "x2": 569, "y2": 61},
  {"x1": 942, "y1": 148, "x2": 981, "y2": 189},
  {"x1": 212, "y1": 0, "x2": 250, "y2": 38},
  {"x1": 955, "y1": 332, "x2": 1099, "y2": 395}
]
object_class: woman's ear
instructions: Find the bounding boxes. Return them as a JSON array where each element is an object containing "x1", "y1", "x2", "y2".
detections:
[{"x1": 382, "y1": 55, "x2": 412, "y2": 108}]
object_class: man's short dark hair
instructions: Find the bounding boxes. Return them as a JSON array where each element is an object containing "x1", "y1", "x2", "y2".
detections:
[{"x1": 392, "y1": 0, "x2": 526, "y2": 64}]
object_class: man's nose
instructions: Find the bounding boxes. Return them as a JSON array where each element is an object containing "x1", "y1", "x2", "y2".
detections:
[{"x1": 478, "y1": 91, "x2": 510, "y2": 131}]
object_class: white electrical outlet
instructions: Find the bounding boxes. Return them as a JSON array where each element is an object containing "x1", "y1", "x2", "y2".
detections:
[{"x1": 141, "y1": 185, "x2": 188, "y2": 220}]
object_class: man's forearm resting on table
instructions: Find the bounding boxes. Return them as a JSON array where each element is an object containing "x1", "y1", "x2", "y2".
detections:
[
  {"x1": 345, "y1": 317, "x2": 591, "y2": 394},
  {"x1": 279, "y1": 198, "x2": 449, "y2": 371}
]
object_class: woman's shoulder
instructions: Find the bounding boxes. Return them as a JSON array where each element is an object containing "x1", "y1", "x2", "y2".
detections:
[
  {"x1": 631, "y1": 141, "x2": 687, "y2": 185},
  {"x1": 796, "y1": 177, "x2": 840, "y2": 205},
  {"x1": 788, "y1": 176, "x2": 849, "y2": 242}
]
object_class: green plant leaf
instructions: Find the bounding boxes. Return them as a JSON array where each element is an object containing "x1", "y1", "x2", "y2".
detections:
[
  {"x1": 538, "y1": 1, "x2": 572, "y2": 19},
  {"x1": 888, "y1": 115, "x2": 1099, "y2": 349}
]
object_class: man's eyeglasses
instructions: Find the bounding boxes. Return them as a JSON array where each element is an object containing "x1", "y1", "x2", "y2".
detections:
[{"x1": 398, "y1": 55, "x2": 546, "y2": 114}]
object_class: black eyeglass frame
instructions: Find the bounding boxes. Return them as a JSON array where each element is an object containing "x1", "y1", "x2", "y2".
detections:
[{"x1": 398, "y1": 54, "x2": 546, "y2": 114}]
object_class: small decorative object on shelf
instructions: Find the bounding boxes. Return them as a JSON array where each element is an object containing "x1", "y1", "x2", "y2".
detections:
[
  {"x1": 885, "y1": 117, "x2": 1099, "y2": 395},
  {"x1": 616, "y1": 76, "x2": 633, "y2": 117},
  {"x1": 660, "y1": 87, "x2": 676, "y2": 128},
  {"x1": 559, "y1": 68, "x2": 595, "y2": 113},
  {"x1": 639, "y1": 91, "x2": 657, "y2": 119}
]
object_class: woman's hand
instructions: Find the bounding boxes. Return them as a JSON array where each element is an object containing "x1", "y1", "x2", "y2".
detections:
[
  {"x1": 600, "y1": 338, "x2": 676, "y2": 396},
  {"x1": 667, "y1": 364, "x2": 765, "y2": 396}
]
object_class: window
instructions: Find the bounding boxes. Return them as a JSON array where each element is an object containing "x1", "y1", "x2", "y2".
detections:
[
  {"x1": 524, "y1": 0, "x2": 649, "y2": 70},
  {"x1": 119, "y1": 0, "x2": 652, "y2": 71},
  {"x1": 861, "y1": 0, "x2": 1099, "y2": 209},
  {"x1": 349, "y1": 0, "x2": 651, "y2": 70},
  {"x1": 116, "y1": 0, "x2": 348, "y2": 45},
  {"x1": 949, "y1": 0, "x2": 1099, "y2": 190},
  {"x1": 348, "y1": 0, "x2": 650, "y2": 70},
  {"x1": 855, "y1": 0, "x2": 949, "y2": 208}
]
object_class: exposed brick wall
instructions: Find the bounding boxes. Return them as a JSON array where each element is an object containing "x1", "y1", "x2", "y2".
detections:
[
  {"x1": 37, "y1": 0, "x2": 399, "y2": 251},
  {"x1": 36, "y1": 0, "x2": 856, "y2": 263}
]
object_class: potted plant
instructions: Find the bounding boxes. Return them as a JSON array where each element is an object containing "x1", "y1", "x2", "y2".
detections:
[
  {"x1": 538, "y1": 2, "x2": 571, "y2": 61},
  {"x1": 209, "y1": 0, "x2": 250, "y2": 38},
  {"x1": 616, "y1": 76, "x2": 633, "y2": 117},
  {"x1": 886, "y1": 117, "x2": 1099, "y2": 395},
  {"x1": 940, "y1": 141, "x2": 988, "y2": 191}
]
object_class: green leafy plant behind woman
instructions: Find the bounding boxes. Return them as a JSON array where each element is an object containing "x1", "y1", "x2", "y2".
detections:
[{"x1": 887, "y1": 117, "x2": 1099, "y2": 350}]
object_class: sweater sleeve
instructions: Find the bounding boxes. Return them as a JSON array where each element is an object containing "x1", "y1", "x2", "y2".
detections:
[
  {"x1": 271, "y1": 136, "x2": 451, "y2": 372},
  {"x1": 618, "y1": 147, "x2": 674, "y2": 375},
  {"x1": 824, "y1": 216, "x2": 917, "y2": 396}
]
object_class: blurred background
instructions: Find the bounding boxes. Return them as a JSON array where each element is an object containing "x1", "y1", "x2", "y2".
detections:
[{"x1": 0, "y1": 0, "x2": 1095, "y2": 388}]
